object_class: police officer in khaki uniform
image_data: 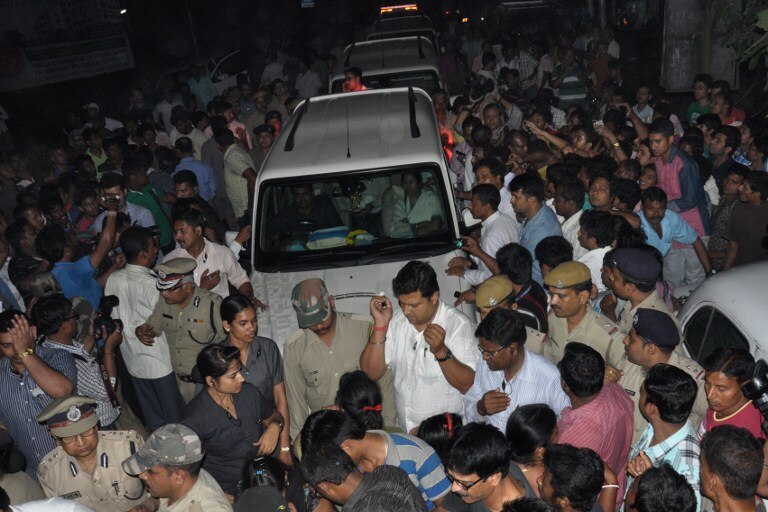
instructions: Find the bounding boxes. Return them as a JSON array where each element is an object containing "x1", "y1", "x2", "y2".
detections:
[
  {"x1": 601, "y1": 247, "x2": 683, "y2": 337},
  {"x1": 610, "y1": 308, "x2": 707, "y2": 443},
  {"x1": 136, "y1": 258, "x2": 225, "y2": 403},
  {"x1": 283, "y1": 278, "x2": 397, "y2": 438},
  {"x1": 475, "y1": 275, "x2": 548, "y2": 348},
  {"x1": 538, "y1": 261, "x2": 625, "y2": 366},
  {"x1": 122, "y1": 423, "x2": 232, "y2": 512},
  {"x1": 36, "y1": 396, "x2": 149, "y2": 512}
]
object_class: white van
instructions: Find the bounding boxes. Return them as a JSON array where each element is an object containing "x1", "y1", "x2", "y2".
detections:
[
  {"x1": 367, "y1": 13, "x2": 438, "y2": 52},
  {"x1": 249, "y1": 87, "x2": 473, "y2": 348},
  {"x1": 329, "y1": 36, "x2": 444, "y2": 95},
  {"x1": 678, "y1": 261, "x2": 768, "y2": 363}
]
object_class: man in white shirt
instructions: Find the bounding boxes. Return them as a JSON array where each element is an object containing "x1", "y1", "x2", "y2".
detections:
[
  {"x1": 577, "y1": 210, "x2": 615, "y2": 294},
  {"x1": 446, "y1": 184, "x2": 519, "y2": 286},
  {"x1": 164, "y1": 208, "x2": 256, "y2": 301},
  {"x1": 360, "y1": 261, "x2": 478, "y2": 433},
  {"x1": 473, "y1": 157, "x2": 518, "y2": 221},
  {"x1": 105, "y1": 226, "x2": 183, "y2": 431},
  {"x1": 554, "y1": 175, "x2": 588, "y2": 260},
  {"x1": 463, "y1": 308, "x2": 569, "y2": 431},
  {"x1": 295, "y1": 58, "x2": 322, "y2": 99}
]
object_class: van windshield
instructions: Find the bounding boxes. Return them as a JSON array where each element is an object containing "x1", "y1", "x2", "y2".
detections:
[
  {"x1": 331, "y1": 71, "x2": 440, "y2": 94},
  {"x1": 255, "y1": 165, "x2": 454, "y2": 270}
]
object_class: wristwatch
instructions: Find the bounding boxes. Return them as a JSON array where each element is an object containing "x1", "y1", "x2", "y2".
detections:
[{"x1": 435, "y1": 349, "x2": 454, "y2": 363}]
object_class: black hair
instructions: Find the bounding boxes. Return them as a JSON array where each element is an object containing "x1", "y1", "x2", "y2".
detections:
[
  {"x1": 4, "y1": 221, "x2": 28, "y2": 253},
  {"x1": 475, "y1": 308, "x2": 527, "y2": 348},
  {"x1": 701, "y1": 425, "x2": 763, "y2": 500},
  {"x1": 613, "y1": 216, "x2": 647, "y2": 249},
  {"x1": 343, "y1": 465, "x2": 427, "y2": 512},
  {"x1": 242, "y1": 456, "x2": 288, "y2": 493},
  {"x1": 196, "y1": 343, "x2": 240, "y2": 384},
  {"x1": 472, "y1": 184, "x2": 501, "y2": 210},
  {"x1": 173, "y1": 169, "x2": 199, "y2": 187},
  {"x1": 543, "y1": 444, "x2": 604, "y2": 512},
  {"x1": 534, "y1": 236, "x2": 573, "y2": 270},
  {"x1": 726, "y1": 163, "x2": 750, "y2": 181},
  {"x1": 0, "y1": 310, "x2": 23, "y2": 334},
  {"x1": 634, "y1": 463, "x2": 697, "y2": 512},
  {"x1": 556, "y1": 176, "x2": 586, "y2": 209},
  {"x1": 472, "y1": 125, "x2": 492, "y2": 145},
  {"x1": 505, "y1": 404, "x2": 557, "y2": 465},
  {"x1": 462, "y1": 115, "x2": 483, "y2": 131},
  {"x1": 35, "y1": 224, "x2": 68, "y2": 264},
  {"x1": 585, "y1": 154, "x2": 618, "y2": 179},
  {"x1": 172, "y1": 207, "x2": 206, "y2": 230},
  {"x1": 0, "y1": 485, "x2": 8, "y2": 511},
  {"x1": 546, "y1": 163, "x2": 578, "y2": 187},
  {"x1": 509, "y1": 173, "x2": 545, "y2": 202},
  {"x1": 641, "y1": 186, "x2": 667, "y2": 204},
  {"x1": 610, "y1": 178, "x2": 641, "y2": 209},
  {"x1": 714, "y1": 125, "x2": 741, "y2": 154},
  {"x1": 392, "y1": 260, "x2": 439, "y2": 299},
  {"x1": 502, "y1": 497, "x2": 557, "y2": 512},
  {"x1": 701, "y1": 347, "x2": 755, "y2": 382},
  {"x1": 300, "y1": 410, "x2": 365, "y2": 454},
  {"x1": 335, "y1": 370, "x2": 384, "y2": 430},
  {"x1": 99, "y1": 171, "x2": 125, "y2": 190},
  {"x1": 299, "y1": 442, "x2": 356, "y2": 488},
  {"x1": 220, "y1": 294, "x2": 254, "y2": 324},
  {"x1": 575, "y1": 126, "x2": 600, "y2": 148},
  {"x1": 174, "y1": 137, "x2": 194, "y2": 154},
  {"x1": 30, "y1": 293, "x2": 72, "y2": 336},
  {"x1": 344, "y1": 66, "x2": 363, "y2": 78},
  {"x1": 496, "y1": 243, "x2": 533, "y2": 285},
  {"x1": 73, "y1": 185, "x2": 99, "y2": 208},
  {"x1": 579, "y1": 210, "x2": 615, "y2": 247},
  {"x1": 649, "y1": 118, "x2": 675, "y2": 137},
  {"x1": 643, "y1": 364, "x2": 697, "y2": 423},
  {"x1": 694, "y1": 73, "x2": 713, "y2": 87},
  {"x1": 477, "y1": 157, "x2": 506, "y2": 178},
  {"x1": 745, "y1": 169, "x2": 768, "y2": 201},
  {"x1": 120, "y1": 226, "x2": 155, "y2": 263},
  {"x1": 558, "y1": 342, "x2": 604, "y2": 398},
  {"x1": 213, "y1": 127, "x2": 235, "y2": 147},
  {"x1": 416, "y1": 413, "x2": 463, "y2": 465},
  {"x1": 696, "y1": 113, "x2": 722, "y2": 133},
  {"x1": 447, "y1": 423, "x2": 511, "y2": 479}
]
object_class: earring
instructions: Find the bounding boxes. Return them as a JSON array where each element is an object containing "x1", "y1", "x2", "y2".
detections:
[{"x1": 224, "y1": 328, "x2": 229, "y2": 333}]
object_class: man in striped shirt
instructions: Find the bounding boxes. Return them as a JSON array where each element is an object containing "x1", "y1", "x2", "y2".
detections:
[
  {"x1": 625, "y1": 364, "x2": 702, "y2": 511},
  {"x1": 301, "y1": 410, "x2": 450, "y2": 510}
]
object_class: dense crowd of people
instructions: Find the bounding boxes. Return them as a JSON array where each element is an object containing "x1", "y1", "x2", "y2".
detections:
[{"x1": 0, "y1": 15, "x2": 767, "y2": 512}]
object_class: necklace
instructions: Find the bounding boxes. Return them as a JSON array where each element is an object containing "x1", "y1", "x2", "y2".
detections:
[{"x1": 213, "y1": 388, "x2": 241, "y2": 426}]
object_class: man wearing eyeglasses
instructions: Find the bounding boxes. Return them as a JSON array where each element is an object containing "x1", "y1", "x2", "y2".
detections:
[
  {"x1": 36, "y1": 395, "x2": 150, "y2": 512},
  {"x1": 462, "y1": 308, "x2": 568, "y2": 432}
]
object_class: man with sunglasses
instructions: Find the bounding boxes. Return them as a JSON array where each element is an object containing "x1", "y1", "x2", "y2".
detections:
[
  {"x1": 442, "y1": 422, "x2": 534, "y2": 511},
  {"x1": 36, "y1": 395, "x2": 150, "y2": 512},
  {"x1": 136, "y1": 258, "x2": 225, "y2": 403},
  {"x1": 462, "y1": 308, "x2": 568, "y2": 432}
]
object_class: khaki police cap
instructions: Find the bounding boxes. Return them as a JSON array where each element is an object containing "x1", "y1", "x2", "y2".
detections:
[
  {"x1": 543, "y1": 261, "x2": 592, "y2": 289},
  {"x1": 122, "y1": 423, "x2": 203, "y2": 475},
  {"x1": 37, "y1": 396, "x2": 99, "y2": 438},
  {"x1": 154, "y1": 258, "x2": 197, "y2": 290},
  {"x1": 476, "y1": 276, "x2": 515, "y2": 308}
]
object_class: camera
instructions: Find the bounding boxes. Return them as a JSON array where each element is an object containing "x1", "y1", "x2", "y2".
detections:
[
  {"x1": 454, "y1": 238, "x2": 465, "y2": 249},
  {"x1": 102, "y1": 193, "x2": 120, "y2": 203},
  {"x1": 93, "y1": 295, "x2": 122, "y2": 341},
  {"x1": 742, "y1": 359, "x2": 768, "y2": 436}
]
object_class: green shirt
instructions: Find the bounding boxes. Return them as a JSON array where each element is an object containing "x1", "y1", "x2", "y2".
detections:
[
  {"x1": 687, "y1": 101, "x2": 710, "y2": 125},
  {"x1": 126, "y1": 184, "x2": 172, "y2": 247}
]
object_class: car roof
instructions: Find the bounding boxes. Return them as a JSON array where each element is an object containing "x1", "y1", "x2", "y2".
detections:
[
  {"x1": 369, "y1": 14, "x2": 435, "y2": 34},
  {"x1": 259, "y1": 87, "x2": 444, "y2": 180},
  {"x1": 336, "y1": 36, "x2": 437, "y2": 76},
  {"x1": 678, "y1": 260, "x2": 768, "y2": 344}
]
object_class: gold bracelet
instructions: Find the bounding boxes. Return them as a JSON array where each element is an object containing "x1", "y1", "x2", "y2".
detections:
[
  {"x1": 17, "y1": 347, "x2": 34, "y2": 359},
  {"x1": 368, "y1": 337, "x2": 386, "y2": 345}
]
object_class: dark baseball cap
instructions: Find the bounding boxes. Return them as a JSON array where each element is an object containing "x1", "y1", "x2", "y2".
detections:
[
  {"x1": 632, "y1": 308, "x2": 679, "y2": 348},
  {"x1": 613, "y1": 248, "x2": 661, "y2": 282}
]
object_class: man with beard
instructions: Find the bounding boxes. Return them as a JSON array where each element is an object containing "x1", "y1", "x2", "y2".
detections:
[{"x1": 284, "y1": 278, "x2": 397, "y2": 438}]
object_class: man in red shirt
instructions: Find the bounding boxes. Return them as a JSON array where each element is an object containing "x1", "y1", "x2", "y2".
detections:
[
  {"x1": 342, "y1": 67, "x2": 368, "y2": 93},
  {"x1": 557, "y1": 342, "x2": 634, "y2": 506}
]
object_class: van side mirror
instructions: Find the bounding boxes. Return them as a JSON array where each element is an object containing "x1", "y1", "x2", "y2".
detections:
[{"x1": 461, "y1": 208, "x2": 481, "y2": 231}]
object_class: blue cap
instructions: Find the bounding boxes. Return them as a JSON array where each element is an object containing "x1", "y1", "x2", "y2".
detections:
[
  {"x1": 633, "y1": 308, "x2": 679, "y2": 348},
  {"x1": 613, "y1": 248, "x2": 661, "y2": 282}
]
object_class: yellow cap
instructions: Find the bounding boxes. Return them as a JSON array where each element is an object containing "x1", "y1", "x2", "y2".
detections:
[{"x1": 544, "y1": 261, "x2": 592, "y2": 289}]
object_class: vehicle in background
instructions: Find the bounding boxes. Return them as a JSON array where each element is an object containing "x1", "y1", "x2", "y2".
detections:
[
  {"x1": 678, "y1": 261, "x2": 768, "y2": 364},
  {"x1": 329, "y1": 36, "x2": 444, "y2": 94},
  {"x1": 249, "y1": 87, "x2": 473, "y2": 349},
  {"x1": 367, "y1": 8, "x2": 438, "y2": 52}
]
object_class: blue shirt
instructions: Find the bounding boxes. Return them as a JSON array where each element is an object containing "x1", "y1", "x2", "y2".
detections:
[
  {"x1": 380, "y1": 430, "x2": 451, "y2": 510},
  {"x1": 639, "y1": 209, "x2": 698, "y2": 257},
  {"x1": 520, "y1": 205, "x2": 563, "y2": 284},
  {"x1": 0, "y1": 346, "x2": 77, "y2": 478},
  {"x1": 52, "y1": 255, "x2": 102, "y2": 308},
  {"x1": 173, "y1": 156, "x2": 218, "y2": 201}
]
